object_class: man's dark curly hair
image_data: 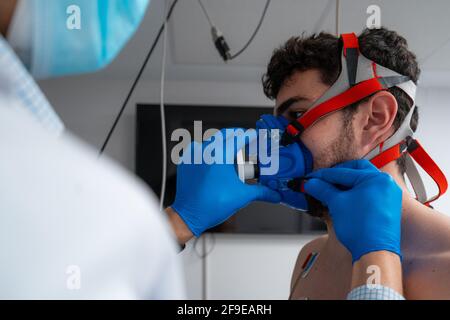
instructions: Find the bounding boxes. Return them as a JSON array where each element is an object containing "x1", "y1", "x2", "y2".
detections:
[{"x1": 262, "y1": 27, "x2": 420, "y2": 176}]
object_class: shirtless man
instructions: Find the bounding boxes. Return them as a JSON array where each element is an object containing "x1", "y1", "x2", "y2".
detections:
[{"x1": 259, "y1": 27, "x2": 450, "y2": 299}]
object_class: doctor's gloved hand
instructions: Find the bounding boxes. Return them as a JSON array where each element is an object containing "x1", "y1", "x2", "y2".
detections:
[
  {"x1": 303, "y1": 159, "x2": 403, "y2": 263},
  {"x1": 171, "y1": 128, "x2": 281, "y2": 237}
]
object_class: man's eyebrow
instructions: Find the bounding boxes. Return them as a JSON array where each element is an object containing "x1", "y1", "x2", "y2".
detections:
[{"x1": 276, "y1": 96, "x2": 309, "y2": 115}]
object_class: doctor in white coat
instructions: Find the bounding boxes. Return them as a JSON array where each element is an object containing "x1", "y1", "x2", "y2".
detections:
[{"x1": 0, "y1": 0, "x2": 185, "y2": 299}]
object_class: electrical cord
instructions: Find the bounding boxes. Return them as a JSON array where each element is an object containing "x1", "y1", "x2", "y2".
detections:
[
  {"x1": 198, "y1": 0, "x2": 214, "y2": 28},
  {"x1": 335, "y1": 0, "x2": 340, "y2": 36},
  {"x1": 194, "y1": 233, "x2": 216, "y2": 259},
  {"x1": 229, "y1": 0, "x2": 271, "y2": 60},
  {"x1": 99, "y1": 0, "x2": 179, "y2": 156},
  {"x1": 198, "y1": 0, "x2": 271, "y2": 62},
  {"x1": 193, "y1": 233, "x2": 216, "y2": 299},
  {"x1": 159, "y1": 0, "x2": 169, "y2": 211}
]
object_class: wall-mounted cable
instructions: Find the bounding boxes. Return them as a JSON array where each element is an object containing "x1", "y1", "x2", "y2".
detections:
[
  {"x1": 335, "y1": 0, "x2": 340, "y2": 36},
  {"x1": 99, "y1": 0, "x2": 179, "y2": 156},
  {"x1": 159, "y1": 0, "x2": 169, "y2": 211},
  {"x1": 198, "y1": 0, "x2": 271, "y2": 62}
]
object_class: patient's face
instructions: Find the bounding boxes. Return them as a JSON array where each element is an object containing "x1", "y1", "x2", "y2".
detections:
[{"x1": 274, "y1": 69, "x2": 358, "y2": 218}]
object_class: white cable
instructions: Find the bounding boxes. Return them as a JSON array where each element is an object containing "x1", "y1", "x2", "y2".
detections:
[
  {"x1": 335, "y1": 0, "x2": 340, "y2": 36},
  {"x1": 159, "y1": 0, "x2": 169, "y2": 211},
  {"x1": 198, "y1": 0, "x2": 214, "y2": 28}
]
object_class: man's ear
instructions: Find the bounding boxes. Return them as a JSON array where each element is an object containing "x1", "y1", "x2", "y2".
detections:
[{"x1": 359, "y1": 91, "x2": 398, "y2": 154}]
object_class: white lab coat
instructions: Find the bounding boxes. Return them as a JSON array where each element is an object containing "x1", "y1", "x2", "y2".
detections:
[{"x1": 0, "y1": 51, "x2": 185, "y2": 299}]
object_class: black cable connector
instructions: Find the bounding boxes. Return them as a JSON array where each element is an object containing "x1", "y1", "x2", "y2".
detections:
[
  {"x1": 202, "y1": 0, "x2": 271, "y2": 62},
  {"x1": 211, "y1": 26, "x2": 231, "y2": 61}
]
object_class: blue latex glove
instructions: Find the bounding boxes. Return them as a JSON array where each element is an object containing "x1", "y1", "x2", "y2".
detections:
[
  {"x1": 255, "y1": 114, "x2": 313, "y2": 211},
  {"x1": 303, "y1": 159, "x2": 403, "y2": 263},
  {"x1": 172, "y1": 128, "x2": 282, "y2": 237}
]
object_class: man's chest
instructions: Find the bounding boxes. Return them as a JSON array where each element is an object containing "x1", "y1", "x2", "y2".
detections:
[{"x1": 290, "y1": 255, "x2": 353, "y2": 300}]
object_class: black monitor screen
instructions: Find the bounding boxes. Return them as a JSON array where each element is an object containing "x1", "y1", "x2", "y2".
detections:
[{"x1": 135, "y1": 104, "x2": 325, "y2": 234}]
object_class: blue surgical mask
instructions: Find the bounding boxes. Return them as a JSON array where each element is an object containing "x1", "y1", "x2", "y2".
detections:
[{"x1": 7, "y1": 0, "x2": 150, "y2": 79}]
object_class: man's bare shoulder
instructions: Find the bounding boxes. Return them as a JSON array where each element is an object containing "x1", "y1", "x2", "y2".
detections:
[
  {"x1": 403, "y1": 209, "x2": 450, "y2": 299},
  {"x1": 290, "y1": 235, "x2": 328, "y2": 291},
  {"x1": 404, "y1": 250, "x2": 450, "y2": 299},
  {"x1": 403, "y1": 208, "x2": 450, "y2": 254}
]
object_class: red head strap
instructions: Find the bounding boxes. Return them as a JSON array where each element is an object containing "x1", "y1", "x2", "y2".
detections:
[{"x1": 282, "y1": 32, "x2": 448, "y2": 206}]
